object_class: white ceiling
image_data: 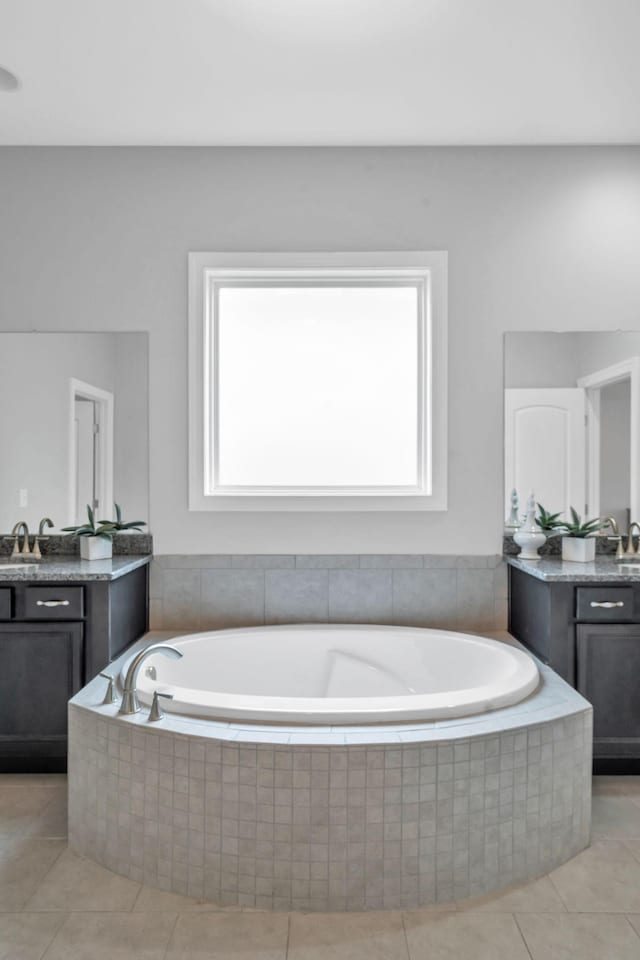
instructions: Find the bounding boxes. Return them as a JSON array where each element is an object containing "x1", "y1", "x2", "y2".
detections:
[{"x1": 1, "y1": 0, "x2": 639, "y2": 145}]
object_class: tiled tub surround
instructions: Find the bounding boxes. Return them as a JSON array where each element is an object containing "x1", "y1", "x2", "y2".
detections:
[
  {"x1": 68, "y1": 632, "x2": 592, "y2": 912},
  {"x1": 149, "y1": 554, "x2": 508, "y2": 633}
]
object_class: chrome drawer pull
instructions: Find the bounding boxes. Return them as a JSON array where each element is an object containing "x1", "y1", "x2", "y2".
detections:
[
  {"x1": 590, "y1": 601, "x2": 625, "y2": 608},
  {"x1": 36, "y1": 600, "x2": 70, "y2": 607}
]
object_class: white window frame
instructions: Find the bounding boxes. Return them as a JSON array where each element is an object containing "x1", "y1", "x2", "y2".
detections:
[{"x1": 188, "y1": 252, "x2": 447, "y2": 511}]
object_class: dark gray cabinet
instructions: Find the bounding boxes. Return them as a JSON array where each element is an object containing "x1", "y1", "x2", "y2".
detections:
[
  {"x1": 576, "y1": 624, "x2": 640, "y2": 760},
  {"x1": 509, "y1": 564, "x2": 640, "y2": 771},
  {"x1": 0, "y1": 562, "x2": 148, "y2": 772},
  {"x1": 0, "y1": 622, "x2": 83, "y2": 770}
]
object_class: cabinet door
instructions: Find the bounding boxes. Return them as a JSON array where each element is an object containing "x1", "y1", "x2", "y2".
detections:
[
  {"x1": 0, "y1": 622, "x2": 83, "y2": 741},
  {"x1": 576, "y1": 624, "x2": 640, "y2": 754}
]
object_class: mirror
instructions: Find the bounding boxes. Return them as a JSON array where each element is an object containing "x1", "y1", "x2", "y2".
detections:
[
  {"x1": 504, "y1": 332, "x2": 640, "y2": 533},
  {"x1": 0, "y1": 332, "x2": 149, "y2": 533}
]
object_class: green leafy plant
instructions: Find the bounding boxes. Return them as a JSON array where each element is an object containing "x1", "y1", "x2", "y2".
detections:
[
  {"x1": 62, "y1": 505, "x2": 117, "y2": 541},
  {"x1": 535, "y1": 503, "x2": 564, "y2": 533},
  {"x1": 102, "y1": 502, "x2": 146, "y2": 533},
  {"x1": 562, "y1": 507, "x2": 607, "y2": 539}
]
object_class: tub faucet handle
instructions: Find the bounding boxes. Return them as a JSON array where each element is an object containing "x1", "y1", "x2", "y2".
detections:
[
  {"x1": 148, "y1": 690, "x2": 173, "y2": 722},
  {"x1": 99, "y1": 672, "x2": 118, "y2": 706}
]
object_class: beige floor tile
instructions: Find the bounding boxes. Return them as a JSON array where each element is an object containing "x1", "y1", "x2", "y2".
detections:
[
  {"x1": 622, "y1": 838, "x2": 640, "y2": 863},
  {"x1": 578, "y1": 838, "x2": 638, "y2": 863},
  {"x1": 456, "y1": 876, "x2": 566, "y2": 913},
  {"x1": 133, "y1": 886, "x2": 231, "y2": 913},
  {"x1": 25, "y1": 849, "x2": 140, "y2": 912},
  {"x1": 30, "y1": 792, "x2": 67, "y2": 839},
  {"x1": 43, "y1": 912, "x2": 176, "y2": 960},
  {"x1": 0, "y1": 788, "x2": 65, "y2": 838},
  {"x1": 0, "y1": 912, "x2": 65, "y2": 960},
  {"x1": 0, "y1": 837, "x2": 65, "y2": 911},
  {"x1": 0, "y1": 775, "x2": 67, "y2": 788},
  {"x1": 591, "y1": 795, "x2": 640, "y2": 837},
  {"x1": 288, "y1": 911, "x2": 408, "y2": 960},
  {"x1": 403, "y1": 911, "x2": 530, "y2": 960},
  {"x1": 165, "y1": 912, "x2": 289, "y2": 960},
  {"x1": 549, "y1": 855, "x2": 640, "y2": 912},
  {"x1": 593, "y1": 777, "x2": 640, "y2": 798},
  {"x1": 625, "y1": 915, "x2": 640, "y2": 940},
  {"x1": 517, "y1": 912, "x2": 640, "y2": 960}
]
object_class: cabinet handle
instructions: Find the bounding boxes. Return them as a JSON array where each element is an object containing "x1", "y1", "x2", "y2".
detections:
[
  {"x1": 36, "y1": 600, "x2": 70, "y2": 607},
  {"x1": 590, "y1": 601, "x2": 625, "y2": 608}
]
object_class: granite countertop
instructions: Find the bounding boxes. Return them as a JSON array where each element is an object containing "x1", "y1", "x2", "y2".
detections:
[
  {"x1": 507, "y1": 555, "x2": 640, "y2": 582},
  {"x1": 0, "y1": 554, "x2": 150, "y2": 582}
]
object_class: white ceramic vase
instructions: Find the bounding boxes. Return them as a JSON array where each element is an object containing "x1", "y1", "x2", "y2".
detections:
[
  {"x1": 514, "y1": 527, "x2": 546, "y2": 560},
  {"x1": 561, "y1": 537, "x2": 596, "y2": 563},
  {"x1": 513, "y1": 491, "x2": 546, "y2": 560},
  {"x1": 80, "y1": 537, "x2": 113, "y2": 561}
]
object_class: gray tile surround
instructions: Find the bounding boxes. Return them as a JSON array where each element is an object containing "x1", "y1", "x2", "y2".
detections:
[
  {"x1": 150, "y1": 555, "x2": 507, "y2": 633},
  {"x1": 68, "y1": 631, "x2": 592, "y2": 912}
]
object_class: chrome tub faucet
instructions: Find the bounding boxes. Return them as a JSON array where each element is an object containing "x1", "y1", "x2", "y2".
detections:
[{"x1": 119, "y1": 643, "x2": 183, "y2": 715}]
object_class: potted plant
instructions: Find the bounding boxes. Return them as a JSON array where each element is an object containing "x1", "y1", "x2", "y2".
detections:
[
  {"x1": 560, "y1": 507, "x2": 606, "y2": 562},
  {"x1": 62, "y1": 506, "x2": 117, "y2": 560},
  {"x1": 105, "y1": 502, "x2": 146, "y2": 535},
  {"x1": 535, "y1": 504, "x2": 564, "y2": 537}
]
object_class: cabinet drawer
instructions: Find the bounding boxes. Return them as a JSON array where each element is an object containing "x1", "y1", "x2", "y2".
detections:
[
  {"x1": 23, "y1": 586, "x2": 84, "y2": 619},
  {"x1": 576, "y1": 586, "x2": 634, "y2": 621},
  {"x1": 0, "y1": 588, "x2": 12, "y2": 620}
]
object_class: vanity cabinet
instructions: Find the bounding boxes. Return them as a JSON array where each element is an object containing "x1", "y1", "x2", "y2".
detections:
[
  {"x1": 576, "y1": 624, "x2": 640, "y2": 756},
  {"x1": 0, "y1": 560, "x2": 149, "y2": 772},
  {"x1": 509, "y1": 562, "x2": 640, "y2": 771},
  {"x1": 0, "y1": 622, "x2": 83, "y2": 770}
]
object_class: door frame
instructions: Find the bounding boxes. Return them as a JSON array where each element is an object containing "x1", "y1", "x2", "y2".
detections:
[
  {"x1": 577, "y1": 357, "x2": 640, "y2": 522},
  {"x1": 68, "y1": 378, "x2": 114, "y2": 525}
]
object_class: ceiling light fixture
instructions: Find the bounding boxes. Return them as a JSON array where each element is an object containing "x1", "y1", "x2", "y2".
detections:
[{"x1": 0, "y1": 66, "x2": 19, "y2": 91}]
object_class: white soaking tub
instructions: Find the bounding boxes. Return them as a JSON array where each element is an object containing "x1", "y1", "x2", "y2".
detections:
[{"x1": 122, "y1": 624, "x2": 539, "y2": 724}]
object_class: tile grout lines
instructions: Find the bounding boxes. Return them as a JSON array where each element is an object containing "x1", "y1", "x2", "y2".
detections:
[{"x1": 512, "y1": 912, "x2": 536, "y2": 960}]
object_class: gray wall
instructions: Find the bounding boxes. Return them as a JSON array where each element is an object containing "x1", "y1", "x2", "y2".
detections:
[{"x1": 1, "y1": 147, "x2": 640, "y2": 554}]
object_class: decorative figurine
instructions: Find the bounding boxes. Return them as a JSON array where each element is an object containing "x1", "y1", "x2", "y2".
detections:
[{"x1": 513, "y1": 491, "x2": 546, "y2": 560}]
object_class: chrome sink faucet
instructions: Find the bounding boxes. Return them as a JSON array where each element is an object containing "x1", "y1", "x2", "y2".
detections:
[
  {"x1": 33, "y1": 518, "x2": 54, "y2": 560},
  {"x1": 119, "y1": 643, "x2": 183, "y2": 715},
  {"x1": 623, "y1": 521, "x2": 640, "y2": 559},
  {"x1": 7, "y1": 521, "x2": 31, "y2": 560},
  {"x1": 600, "y1": 516, "x2": 624, "y2": 560}
]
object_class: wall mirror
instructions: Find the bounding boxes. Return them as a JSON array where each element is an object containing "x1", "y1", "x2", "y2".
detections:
[
  {"x1": 0, "y1": 332, "x2": 149, "y2": 533},
  {"x1": 504, "y1": 331, "x2": 640, "y2": 534}
]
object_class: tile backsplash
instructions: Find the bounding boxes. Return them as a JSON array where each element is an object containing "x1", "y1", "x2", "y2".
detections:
[{"x1": 150, "y1": 555, "x2": 507, "y2": 633}]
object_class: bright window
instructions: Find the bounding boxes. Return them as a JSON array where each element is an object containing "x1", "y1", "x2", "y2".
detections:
[{"x1": 188, "y1": 253, "x2": 447, "y2": 511}]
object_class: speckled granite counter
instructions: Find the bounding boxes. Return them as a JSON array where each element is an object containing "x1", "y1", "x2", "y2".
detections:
[
  {"x1": 507, "y1": 555, "x2": 640, "y2": 582},
  {"x1": 0, "y1": 554, "x2": 150, "y2": 582}
]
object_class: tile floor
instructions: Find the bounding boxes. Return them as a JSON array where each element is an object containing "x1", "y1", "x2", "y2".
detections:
[{"x1": 1, "y1": 774, "x2": 640, "y2": 958}]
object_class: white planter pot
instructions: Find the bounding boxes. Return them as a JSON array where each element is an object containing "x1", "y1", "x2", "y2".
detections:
[
  {"x1": 80, "y1": 537, "x2": 113, "y2": 561},
  {"x1": 561, "y1": 537, "x2": 596, "y2": 563}
]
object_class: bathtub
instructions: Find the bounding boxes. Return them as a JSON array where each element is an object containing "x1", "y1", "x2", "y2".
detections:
[
  {"x1": 124, "y1": 624, "x2": 539, "y2": 724},
  {"x1": 70, "y1": 625, "x2": 592, "y2": 911}
]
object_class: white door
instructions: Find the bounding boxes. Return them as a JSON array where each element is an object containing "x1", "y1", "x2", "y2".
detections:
[
  {"x1": 505, "y1": 388, "x2": 586, "y2": 520},
  {"x1": 74, "y1": 398, "x2": 97, "y2": 522}
]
